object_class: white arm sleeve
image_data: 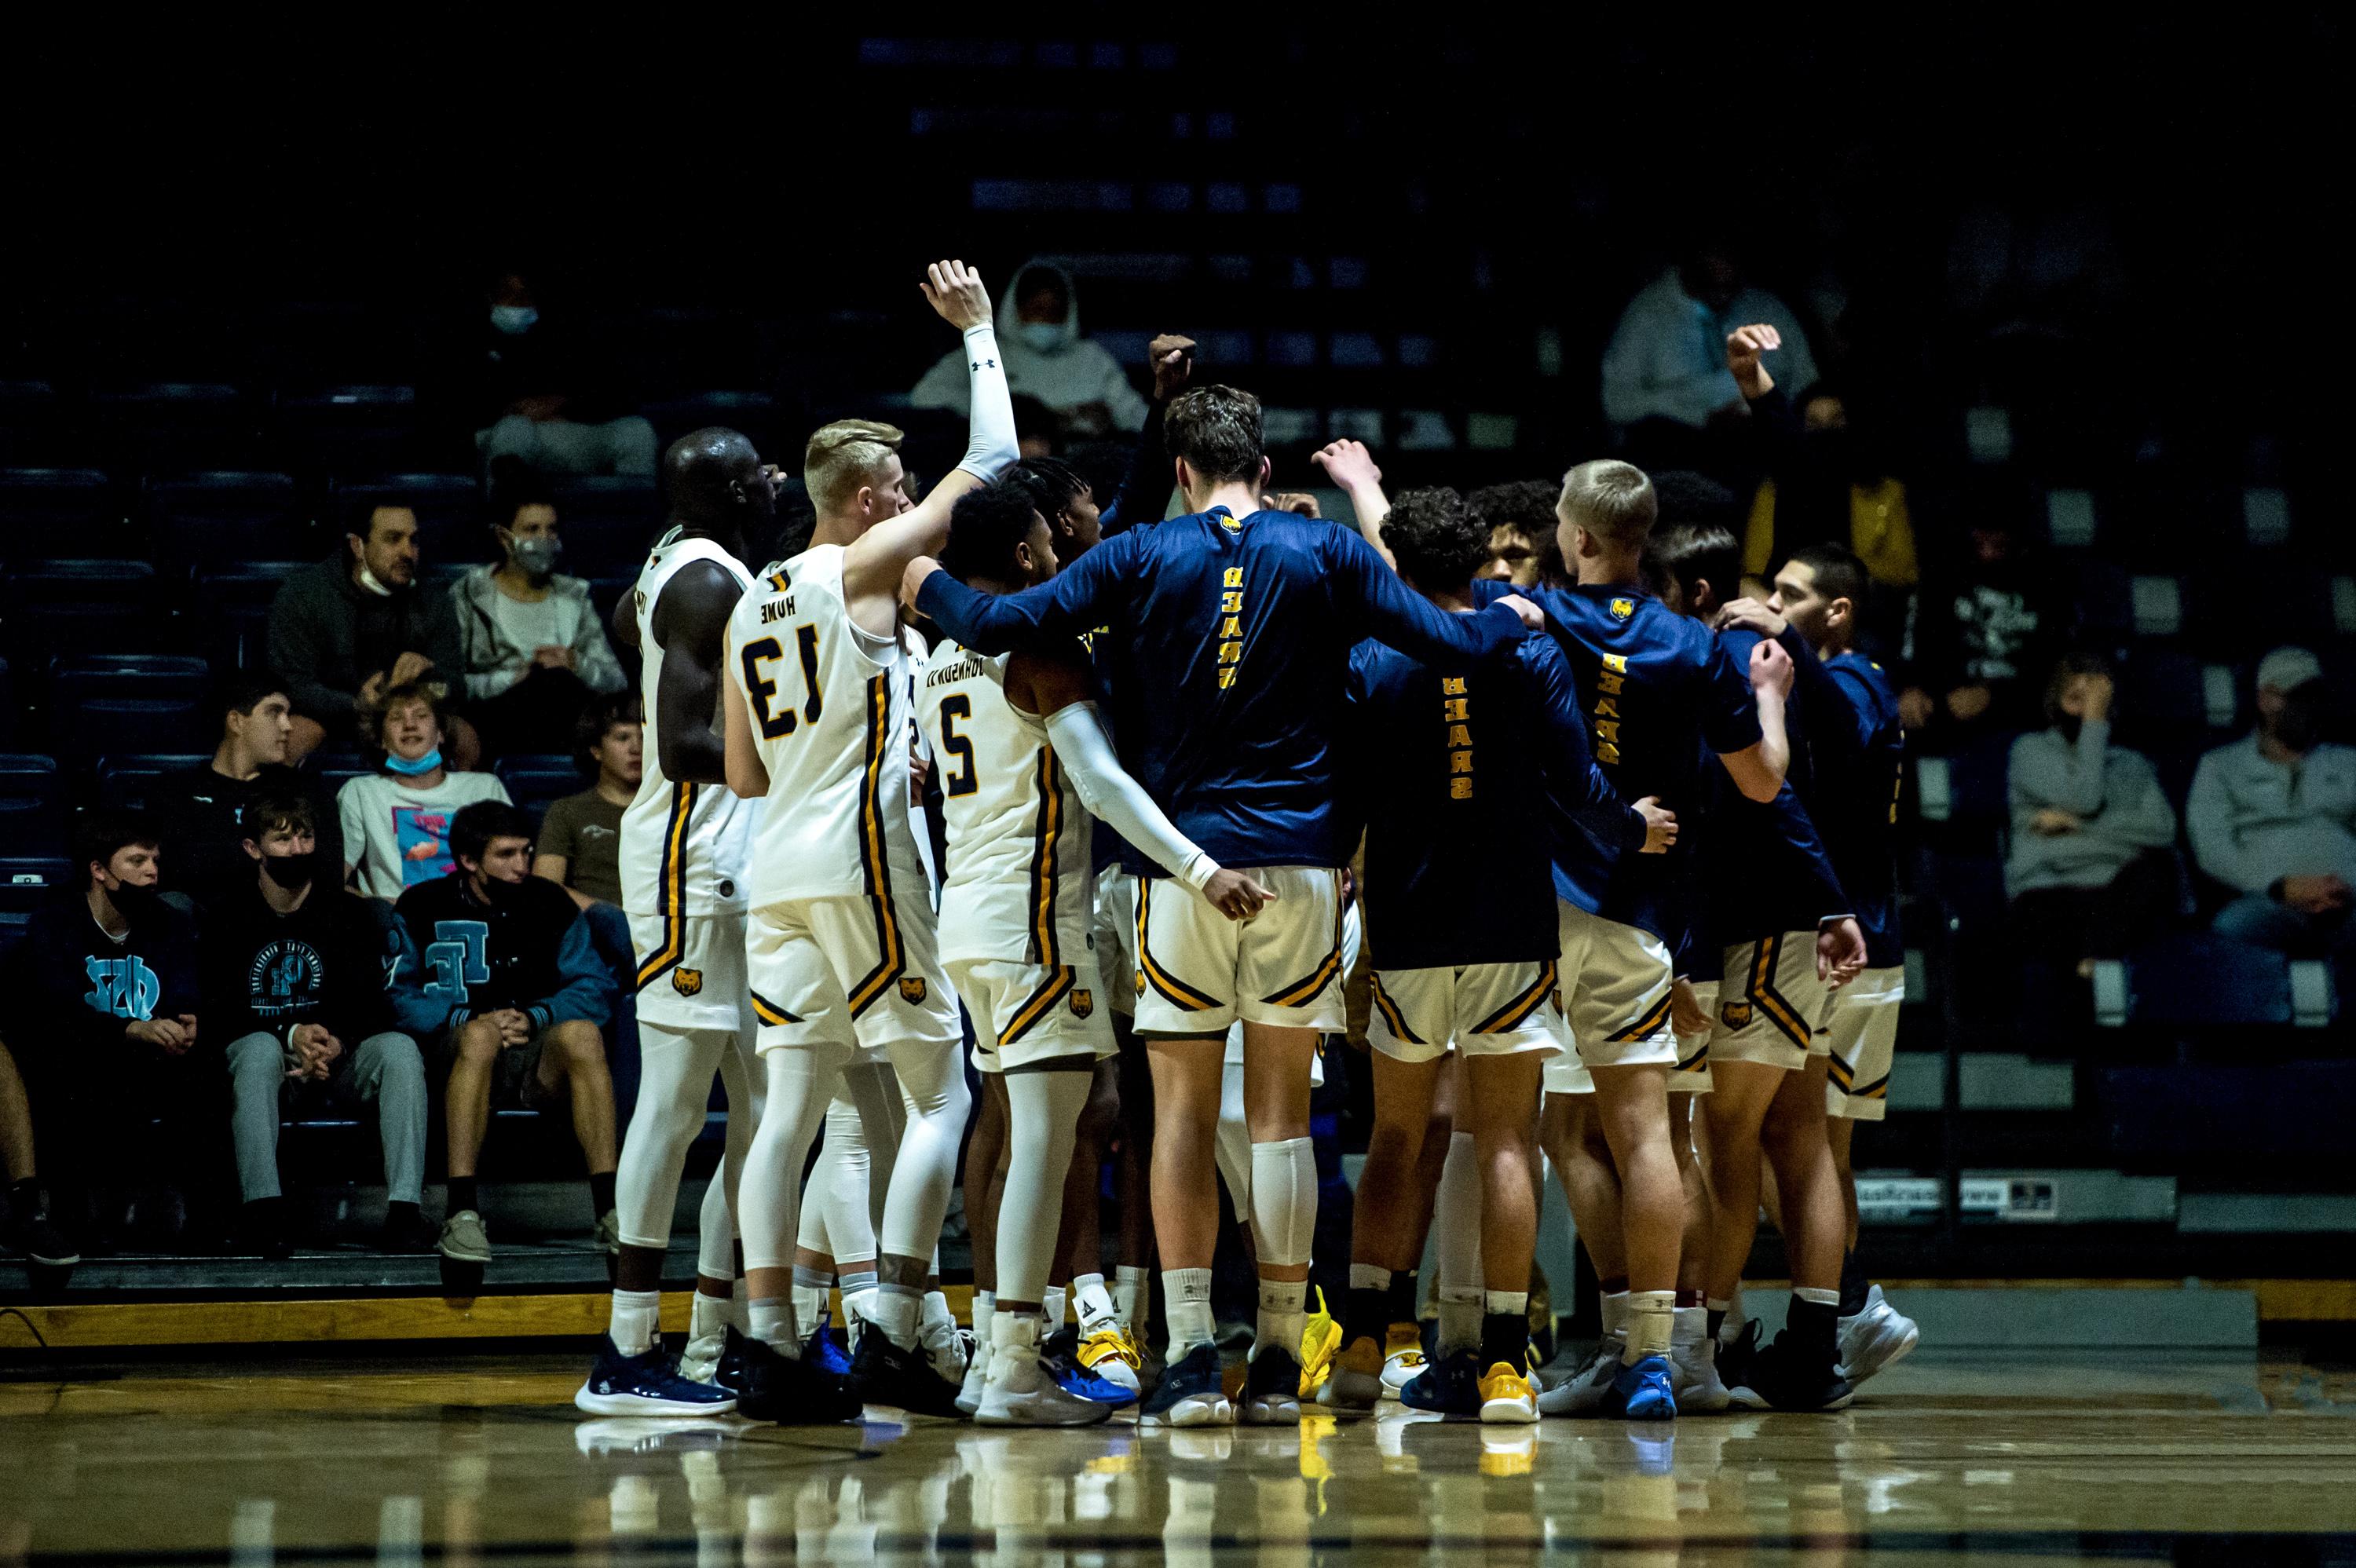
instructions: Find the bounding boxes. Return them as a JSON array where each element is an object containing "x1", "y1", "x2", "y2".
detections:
[
  {"x1": 1043, "y1": 701, "x2": 1218, "y2": 891},
  {"x1": 954, "y1": 323, "x2": 1019, "y2": 481}
]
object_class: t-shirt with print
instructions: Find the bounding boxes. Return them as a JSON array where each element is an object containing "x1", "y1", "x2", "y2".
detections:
[
  {"x1": 337, "y1": 771, "x2": 513, "y2": 900},
  {"x1": 538, "y1": 788, "x2": 625, "y2": 906}
]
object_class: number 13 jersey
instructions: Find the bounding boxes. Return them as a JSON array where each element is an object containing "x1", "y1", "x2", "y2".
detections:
[{"x1": 725, "y1": 543, "x2": 924, "y2": 912}]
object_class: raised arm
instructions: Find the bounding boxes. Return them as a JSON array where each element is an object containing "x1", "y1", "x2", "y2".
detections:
[
  {"x1": 1312, "y1": 439, "x2": 1394, "y2": 569},
  {"x1": 648, "y1": 560, "x2": 743, "y2": 784},
  {"x1": 1715, "y1": 637, "x2": 1789, "y2": 804},
  {"x1": 841, "y1": 260, "x2": 1017, "y2": 631},
  {"x1": 1100, "y1": 334, "x2": 1194, "y2": 533},
  {"x1": 907, "y1": 528, "x2": 1135, "y2": 656},
  {"x1": 1326, "y1": 527, "x2": 1535, "y2": 663}
]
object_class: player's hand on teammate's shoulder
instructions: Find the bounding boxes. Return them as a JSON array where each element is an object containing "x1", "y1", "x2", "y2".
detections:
[
  {"x1": 1310, "y1": 439, "x2": 1381, "y2": 494},
  {"x1": 1264, "y1": 492, "x2": 1321, "y2": 517},
  {"x1": 1717, "y1": 596, "x2": 1787, "y2": 640},
  {"x1": 1725, "y1": 323, "x2": 1782, "y2": 398},
  {"x1": 920, "y1": 259, "x2": 992, "y2": 331},
  {"x1": 1749, "y1": 636, "x2": 1795, "y2": 699},
  {"x1": 1495, "y1": 594, "x2": 1546, "y2": 631},
  {"x1": 900, "y1": 555, "x2": 943, "y2": 616},
  {"x1": 1633, "y1": 795, "x2": 1677, "y2": 854},
  {"x1": 1148, "y1": 334, "x2": 1197, "y2": 401},
  {"x1": 1202, "y1": 867, "x2": 1277, "y2": 922}
]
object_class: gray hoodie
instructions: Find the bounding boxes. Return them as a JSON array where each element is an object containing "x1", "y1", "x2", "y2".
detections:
[
  {"x1": 2004, "y1": 719, "x2": 2179, "y2": 897},
  {"x1": 2186, "y1": 733, "x2": 2356, "y2": 894},
  {"x1": 909, "y1": 258, "x2": 1147, "y2": 433}
]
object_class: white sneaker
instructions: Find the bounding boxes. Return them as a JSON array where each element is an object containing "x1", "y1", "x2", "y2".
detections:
[
  {"x1": 1075, "y1": 1318, "x2": 1143, "y2": 1395},
  {"x1": 679, "y1": 1328, "x2": 726, "y2": 1387},
  {"x1": 1535, "y1": 1336, "x2": 1624, "y2": 1417},
  {"x1": 1378, "y1": 1325, "x2": 1427, "y2": 1402},
  {"x1": 957, "y1": 1336, "x2": 993, "y2": 1416},
  {"x1": 976, "y1": 1318, "x2": 1118, "y2": 1427},
  {"x1": 1668, "y1": 1319, "x2": 1730, "y2": 1413},
  {"x1": 1837, "y1": 1285, "x2": 1919, "y2": 1384}
]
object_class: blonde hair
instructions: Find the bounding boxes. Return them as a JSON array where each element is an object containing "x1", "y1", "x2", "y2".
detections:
[
  {"x1": 1557, "y1": 459, "x2": 1657, "y2": 550},
  {"x1": 803, "y1": 419, "x2": 905, "y2": 517}
]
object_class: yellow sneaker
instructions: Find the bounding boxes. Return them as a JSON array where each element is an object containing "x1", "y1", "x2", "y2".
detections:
[
  {"x1": 1478, "y1": 1359, "x2": 1538, "y2": 1425},
  {"x1": 1379, "y1": 1321, "x2": 1426, "y2": 1402},
  {"x1": 1076, "y1": 1323, "x2": 1143, "y2": 1394},
  {"x1": 1319, "y1": 1334, "x2": 1385, "y2": 1410},
  {"x1": 1297, "y1": 1288, "x2": 1344, "y2": 1398}
]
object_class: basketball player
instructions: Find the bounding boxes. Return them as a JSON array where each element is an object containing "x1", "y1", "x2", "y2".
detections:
[
  {"x1": 1314, "y1": 484, "x2": 1676, "y2": 1424},
  {"x1": 576, "y1": 427, "x2": 773, "y2": 1416},
  {"x1": 920, "y1": 480, "x2": 1268, "y2": 1423},
  {"x1": 904, "y1": 383, "x2": 1542, "y2": 1426},
  {"x1": 722, "y1": 259, "x2": 1015, "y2": 1419},
  {"x1": 1720, "y1": 543, "x2": 1920, "y2": 1384}
]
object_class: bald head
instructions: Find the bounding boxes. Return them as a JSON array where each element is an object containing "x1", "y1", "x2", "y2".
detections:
[{"x1": 664, "y1": 426, "x2": 770, "y2": 528}]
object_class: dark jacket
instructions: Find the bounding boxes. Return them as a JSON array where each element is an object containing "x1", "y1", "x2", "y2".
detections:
[
  {"x1": 4, "y1": 888, "x2": 201, "y2": 1044},
  {"x1": 146, "y1": 762, "x2": 346, "y2": 909},
  {"x1": 201, "y1": 877, "x2": 439, "y2": 1048},
  {"x1": 265, "y1": 557, "x2": 466, "y2": 728},
  {"x1": 391, "y1": 872, "x2": 613, "y2": 1036}
]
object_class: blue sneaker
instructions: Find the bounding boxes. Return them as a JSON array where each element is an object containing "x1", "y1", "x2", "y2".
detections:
[
  {"x1": 1046, "y1": 1340, "x2": 1139, "y2": 1405},
  {"x1": 1601, "y1": 1354, "x2": 1677, "y2": 1420},
  {"x1": 575, "y1": 1334, "x2": 739, "y2": 1416},
  {"x1": 1138, "y1": 1342, "x2": 1233, "y2": 1427},
  {"x1": 803, "y1": 1310, "x2": 853, "y2": 1378},
  {"x1": 1400, "y1": 1348, "x2": 1480, "y2": 1417}
]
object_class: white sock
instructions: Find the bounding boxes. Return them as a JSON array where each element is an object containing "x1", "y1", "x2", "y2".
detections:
[
  {"x1": 872, "y1": 1285, "x2": 922, "y2": 1348},
  {"x1": 689, "y1": 1291, "x2": 730, "y2": 1343},
  {"x1": 1794, "y1": 1285, "x2": 1841, "y2": 1307},
  {"x1": 841, "y1": 1281, "x2": 879, "y2": 1342},
  {"x1": 1073, "y1": 1272, "x2": 1118, "y2": 1331},
  {"x1": 971, "y1": 1290, "x2": 997, "y2": 1353},
  {"x1": 1601, "y1": 1288, "x2": 1630, "y2": 1340},
  {"x1": 1672, "y1": 1305, "x2": 1707, "y2": 1347},
  {"x1": 1350, "y1": 1263, "x2": 1392, "y2": 1292},
  {"x1": 1165, "y1": 1266, "x2": 1216, "y2": 1354},
  {"x1": 923, "y1": 1288, "x2": 957, "y2": 1334},
  {"x1": 1437, "y1": 1285, "x2": 1481, "y2": 1357},
  {"x1": 790, "y1": 1284, "x2": 826, "y2": 1336},
  {"x1": 1624, "y1": 1289, "x2": 1674, "y2": 1363},
  {"x1": 1255, "y1": 1277, "x2": 1308, "y2": 1362},
  {"x1": 609, "y1": 1289, "x2": 661, "y2": 1357},
  {"x1": 1115, "y1": 1264, "x2": 1151, "y2": 1332},
  {"x1": 1043, "y1": 1284, "x2": 1068, "y2": 1328},
  {"x1": 747, "y1": 1296, "x2": 798, "y2": 1351},
  {"x1": 1484, "y1": 1289, "x2": 1527, "y2": 1319}
]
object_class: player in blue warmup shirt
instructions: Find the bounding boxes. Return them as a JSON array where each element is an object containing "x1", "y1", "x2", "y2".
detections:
[
  {"x1": 1316, "y1": 484, "x2": 1677, "y2": 1424},
  {"x1": 902, "y1": 383, "x2": 1542, "y2": 1427},
  {"x1": 1721, "y1": 542, "x2": 1921, "y2": 1388}
]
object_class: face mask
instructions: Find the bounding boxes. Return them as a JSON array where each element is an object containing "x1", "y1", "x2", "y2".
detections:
[
  {"x1": 482, "y1": 875, "x2": 530, "y2": 908},
  {"x1": 386, "y1": 747, "x2": 444, "y2": 777},
  {"x1": 356, "y1": 565, "x2": 395, "y2": 598},
  {"x1": 262, "y1": 851, "x2": 316, "y2": 890},
  {"x1": 2273, "y1": 699, "x2": 2321, "y2": 754},
  {"x1": 1017, "y1": 321, "x2": 1064, "y2": 353},
  {"x1": 108, "y1": 879, "x2": 163, "y2": 918},
  {"x1": 511, "y1": 535, "x2": 562, "y2": 576},
  {"x1": 489, "y1": 305, "x2": 539, "y2": 335}
]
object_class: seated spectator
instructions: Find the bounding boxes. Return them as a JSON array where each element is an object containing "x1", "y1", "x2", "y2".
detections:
[
  {"x1": 207, "y1": 790, "x2": 436, "y2": 1259},
  {"x1": 1601, "y1": 238, "x2": 1818, "y2": 474},
  {"x1": 1468, "y1": 480, "x2": 1568, "y2": 589},
  {"x1": 452, "y1": 480, "x2": 627, "y2": 756},
  {"x1": 910, "y1": 259, "x2": 1147, "y2": 439},
  {"x1": 2004, "y1": 654, "x2": 2183, "y2": 974},
  {"x1": 4, "y1": 813, "x2": 208, "y2": 1241},
  {"x1": 396, "y1": 802, "x2": 617, "y2": 1269},
  {"x1": 2189, "y1": 649, "x2": 2356, "y2": 956},
  {"x1": 1899, "y1": 514, "x2": 2062, "y2": 744},
  {"x1": 147, "y1": 671, "x2": 345, "y2": 908},
  {"x1": 268, "y1": 502, "x2": 478, "y2": 767},
  {"x1": 533, "y1": 694, "x2": 640, "y2": 973},
  {"x1": 338, "y1": 685, "x2": 512, "y2": 901},
  {"x1": 474, "y1": 270, "x2": 658, "y2": 477},
  {"x1": 1, "y1": 1039, "x2": 77, "y2": 1269}
]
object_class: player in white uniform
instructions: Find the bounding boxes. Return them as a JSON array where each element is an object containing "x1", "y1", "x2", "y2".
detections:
[
  {"x1": 719, "y1": 259, "x2": 1018, "y2": 1420},
  {"x1": 918, "y1": 480, "x2": 1264, "y2": 1424},
  {"x1": 576, "y1": 428, "x2": 777, "y2": 1418}
]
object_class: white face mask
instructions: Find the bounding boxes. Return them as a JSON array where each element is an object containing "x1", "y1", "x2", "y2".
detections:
[
  {"x1": 1017, "y1": 320, "x2": 1065, "y2": 354},
  {"x1": 489, "y1": 305, "x2": 539, "y2": 335},
  {"x1": 356, "y1": 565, "x2": 394, "y2": 598}
]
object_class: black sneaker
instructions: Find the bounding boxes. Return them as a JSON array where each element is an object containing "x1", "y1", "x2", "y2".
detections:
[
  {"x1": 1715, "y1": 1318, "x2": 1760, "y2": 1394},
  {"x1": 847, "y1": 1323, "x2": 967, "y2": 1417},
  {"x1": 1, "y1": 1193, "x2": 79, "y2": 1269},
  {"x1": 240, "y1": 1198, "x2": 294, "y2": 1261},
  {"x1": 1138, "y1": 1341, "x2": 1233, "y2": 1427},
  {"x1": 1726, "y1": 1329, "x2": 1853, "y2": 1413},
  {"x1": 379, "y1": 1205, "x2": 438, "y2": 1255},
  {"x1": 735, "y1": 1335, "x2": 863, "y2": 1424},
  {"x1": 1241, "y1": 1345, "x2": 1303, "y2": 1424}
]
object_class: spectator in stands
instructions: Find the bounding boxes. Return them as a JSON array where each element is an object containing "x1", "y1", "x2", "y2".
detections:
[
  {"x1": 393, "y1": 802, "x2": 617, "y2": 1269},
  {"x1": 148, "y1": 671, "x2": 344, "y2": 908},
  {"x1": 268, "y1": 503, "x2": 477, "y2": 767},
  {"x1": 2189, "y1": 649, "x2": 2356, "y2": 956},
  {"x1": 1899, "y1": 515, "x2": 2062, "y2": 744},
  {"x1": 451, "y1": 479, "x2": 627, "y2": 757},
  {"x1": 338, "y1": 685, "x2": 511, "y2": 901},
  {"x1": 1468, "y1": 480, "x2": 1568, "y2": 589},
  {"x1": 0, "y1": 813, "x2": 206, "y2": 1252},
  {"x1": 474, "y1": 270, "x2": 658, "y2": 478},
  {"x1": 910, "y1": 259, "x2": 1147, "y2": 438},
  {"x1": 533, "y1": 694, "x2": 640, "y2": 971},
  {"x1": 1601, "y1": 239, "x2": 1818, "y2": 473},
  {"x1": 2005, "y1": 652, "x2": 2184, "y2": 974},
  {"x1": 1, "y1": 1040, "x2": 77, "y2": 1270},
  {"x1": 209, "y1": 789, "x2": 434, "y2": 1259}
]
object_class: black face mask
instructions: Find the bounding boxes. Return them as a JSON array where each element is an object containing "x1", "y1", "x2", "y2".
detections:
[
  {"x1": 109, "y1": 880, "x2": 163, "y2": 918},
  {"x1": 482, "y1": 875, "x2": 530, "y2": 908},
  {"x1": 262, "y1": 851, "x2": 316, "y2": 890},
  {"x1": 2273, "y1": 696, "x2": 2322, "y2": 755}
]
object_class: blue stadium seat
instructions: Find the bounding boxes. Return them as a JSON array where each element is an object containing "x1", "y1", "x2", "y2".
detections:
[
  {"x1": 333, "y1": 474, "x2": 481, "y2": 561},
  {"x1": 274, "y1": 386, "x2": 419, "y2": 477},
  {"x1": 0, "y1": 857, "x2": 72, "y2": 915},
  {"x1": 52, "y1": 654, "x2": 213, "y2": 762},
  {"x1": 495, "y1": 754, "x2": 586, "y2": 829},
  {"x1": 549, "y1": 478, "x2": 664, "y2": 577},
  {"x1": 148, "y1": 471, "x2": 313, "y2": 568},
  {"x1": 305, "y1": 752, "x2": 375, "y2": 799},
  {"x1": 2, "y1": 561, "x2": 174, "y2": 660},
  {"x1": 92, "y1": 382, "x2": 254, "y2": 473},
  {"x1": 2093, "y1": 932, "x2": 2329, "y2": 1029},
  {"x1": 0, "y1": 754, "x2": 63, "y2": 858},
  {"x1": 98, "y1": 753, "x2": 211, "y2": 813},
  {"x1": 0, "y1": 467, "x2": 118, "y2": 532},
  {"x1": 193, "y1": 563, "x2": 303, "y2": 670}
]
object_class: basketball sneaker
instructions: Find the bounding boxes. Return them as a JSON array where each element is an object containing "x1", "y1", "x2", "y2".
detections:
[
  {"x1": 0, "y1": 1186, "x2": 77, "y2": 1269},
  {"x1": 1727, "y1": 1332, "x2": 1853, "y2": 1413},
  {"x1": 1242, "y1": 1346, "x2": 1303, "y2": 1424},
  {"x1": 1074, "y1": 1321, "x2": 1143, "y2": 1396},
  {"x1": 1377, "y1": 1323, "x2": 1426, "y2": 1402},
  {"x1": 1535, "y1": 1335, "x2": 1624, "y2": 1416},
  {"x1": 1319, "y1": 1334, "x2": 1385, "y2": 1412},
  {"x1": 1297, "y1": 1289, "x2": 1343, "y2": 1399},
  {"x1": 576, "y1": 1334, "x2": 739, "y2": 1416},
  {"x1": 957, "y1": 1332, "x2": 993, "y2": 1416},
  {"x1": 1400, "y1": 1348, "x2": 1481, "y2": 1417},
  {"x1": 681, "y1": 1324, "x2": 750, "y2": 1394},
  {"x1": 803, "y1": 1309, "x2": 854, "y2": 1378},
  {"x1": 1138, "y1": 1342, "x2": 1233, "y2": 1427},
  {"x1": 1476, "y1": 1356, "x2": 1538, "y2": 1425},
  {"x1": 1837, "y1": 1285, "x2": 1919, "y2": 1385},
  {"x1": 977, "y1": 1316, "x2": 1133, "y2": 1426},
  {"x1": 735, "y1": 1335, "x2": 863, "y2": 1424},
  {"x1": 848, "y1": 1325, "x2": 967, "y2": 1418},
  {"x1": 1669, "y1": 1309, "x2": 1730, "y2": 1413},
  {"x1": 1601, "y1": 1354, "x2": 1677, "y2": 1420}
]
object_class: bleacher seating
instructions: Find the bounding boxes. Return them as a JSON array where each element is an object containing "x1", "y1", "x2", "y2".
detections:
[
  {"x1": 494, "y1": 755, "x2": 585, "y2": 831},
  {"x1": 97, "y1": 753, "x2": 211, "y2": 813},
  {"x1": 0, "y1": 754, "x2": 64, "y2": 857}
]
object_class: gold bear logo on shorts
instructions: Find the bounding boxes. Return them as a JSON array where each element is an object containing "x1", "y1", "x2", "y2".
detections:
[
  {"x1": 898, "y1": 977, "x2": 927, "y2": 1003},
  {"x1": 1719, "y1": 1000, "x2": 1753, "y2": 1030},
  {"x1": 672, "y1": 968, "x2": 704, "y2": 997},
  {"x1": 1070, "y1": 989, "x2": 1095, "y2": 1019}
]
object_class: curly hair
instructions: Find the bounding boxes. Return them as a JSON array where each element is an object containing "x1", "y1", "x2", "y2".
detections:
[
  {"x1": 1381, "y1": 487, "x2": 1487, "y2": 592},
  {"x1": 939, "y1": 481, "x2": 1045, "y2": 585}
]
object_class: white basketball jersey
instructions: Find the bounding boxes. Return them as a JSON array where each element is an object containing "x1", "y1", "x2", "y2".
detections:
[
  {"x1": 727, "y1": 543, "x2": 925, "y2": 910},
  {"x1": 619, "y1": 527, "x2": 757, "y2": 918},
  {"x1": 916, "y1": 635, "x2": 1096, "y2": 968}
]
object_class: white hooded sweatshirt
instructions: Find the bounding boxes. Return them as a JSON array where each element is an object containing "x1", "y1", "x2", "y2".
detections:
[{"x1": 910, "y1": 258, "x2": 1147, "y2": 434}]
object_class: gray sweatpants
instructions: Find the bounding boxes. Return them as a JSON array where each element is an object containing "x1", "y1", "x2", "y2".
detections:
[
  {"x1": 228, "y1": 1031, "x2": 428, "y2": 1205},
  {"x1": 478, "y1": 414, "x2": 658, "y2": 477}
]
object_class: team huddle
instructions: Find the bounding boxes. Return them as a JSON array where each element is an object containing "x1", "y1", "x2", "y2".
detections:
[{"x1": 574, "y1": 259, "x2": 1917, "y2": 1431}]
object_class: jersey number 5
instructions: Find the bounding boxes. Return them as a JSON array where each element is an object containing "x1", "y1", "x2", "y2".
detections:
[
  {"x1": 936, "y1": 695, "x2": 979, "y2": 797},
  {"x1": 741, "y1": 627, "x2": 825, "y2": 740}
]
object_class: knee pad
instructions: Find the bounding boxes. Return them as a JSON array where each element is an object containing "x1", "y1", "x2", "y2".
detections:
[{"x1": 1247, "y1": 1136, "x2": 1317, "y2": 1268}]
